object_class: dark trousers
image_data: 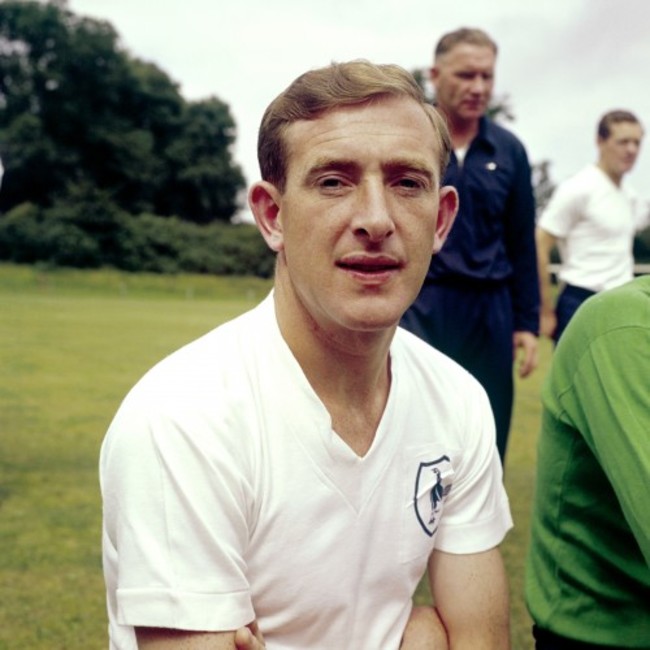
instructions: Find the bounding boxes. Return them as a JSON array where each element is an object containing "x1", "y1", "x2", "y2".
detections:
[
  {"x1": 533, "y1": 625, "x2": 626, "y2": 650},
  {"x1": 554, "y1": 284, "x2": 596, "y2": 343},
  {"x1": 401, "y1": 282, "x2": 513, "y2": 462}
]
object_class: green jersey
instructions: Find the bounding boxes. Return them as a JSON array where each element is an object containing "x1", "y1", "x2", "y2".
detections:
[{"x1": 526, "y1": 276, "x2": 650, "y2": 648}]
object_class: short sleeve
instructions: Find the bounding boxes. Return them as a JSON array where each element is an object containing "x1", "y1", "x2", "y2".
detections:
[
  {"x1": 101, "y1": 365, "x2": 256, "y2": 631},
  {"x1": 434, "y1": 382, "x2": 513, "y2": 554}
]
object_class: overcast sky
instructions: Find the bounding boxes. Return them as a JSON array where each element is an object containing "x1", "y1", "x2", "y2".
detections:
[{"x1": 69, "y1": 0, "x2": 650, "y2": 218}]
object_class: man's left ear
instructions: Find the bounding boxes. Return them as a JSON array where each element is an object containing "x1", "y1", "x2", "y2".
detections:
[
  {"x1": 248, "y1": 181, "x2": 284, "y2": 252},
  {"x1": 432, "y1": 186, "x2": 459, "y2": 254}
]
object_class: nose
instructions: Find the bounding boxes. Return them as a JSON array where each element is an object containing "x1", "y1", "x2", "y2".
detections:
[
  {"x1": 469, "y1": 74, "x2": 489, "y2": 95},
  {"x1": 352, "y1": 181, "x2": 395, "y2": 242}
]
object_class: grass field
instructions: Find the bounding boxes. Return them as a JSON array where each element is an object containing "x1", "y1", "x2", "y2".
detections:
[{"x1": 0, "y1": 263, "x2": 552, "y2": 650}]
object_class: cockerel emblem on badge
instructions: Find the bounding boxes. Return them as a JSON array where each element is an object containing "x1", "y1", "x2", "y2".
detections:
[{"x1": 413, "y1": 456, "x2": 452, "y2": 536}]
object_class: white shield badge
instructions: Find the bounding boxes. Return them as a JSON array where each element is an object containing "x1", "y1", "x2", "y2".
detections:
[{"x1": 413, "y1": 455, "x2": 452, "y2": 536}]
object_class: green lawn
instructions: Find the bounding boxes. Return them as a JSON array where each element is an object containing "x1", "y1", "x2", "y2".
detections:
[
  {"x1": 0, "y1": 263, "x2": 550, "y2": 649},
  {"x1": 500, "y1": 337, "x2": 552, "y2": 650}
]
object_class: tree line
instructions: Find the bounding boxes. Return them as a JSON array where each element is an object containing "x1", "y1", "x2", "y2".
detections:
[
  {"x1": 0, "y1": 1, "x2": 648, "y2": 274},
  {"x1": 0, "y1": 0, "x2": 275, "y2": 275}
]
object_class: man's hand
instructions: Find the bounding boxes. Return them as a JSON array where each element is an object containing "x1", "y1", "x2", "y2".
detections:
[
  {"x1": 539, "y1": 309, "x2": 557, "y2": 340},
  {"x1": 513, "y1": 331, "x2": 538, "y2": 378},
  {"x1": 135, "y1": 621, "x2": 265, "y2": 649},
  {"x1": 400, "y1": 606, "x2": 449, "y2": 650},
  {"x1": 235, "y1": 621, "x2": 265, "y2": 649}
]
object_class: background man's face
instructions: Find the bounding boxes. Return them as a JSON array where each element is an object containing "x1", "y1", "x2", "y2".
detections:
[
  {"x1": 432, "y1": 44, "x2": 496, "y2": 123},
  {"x1": 599, "y1": 121, "x2": 644, "y2": 178}
]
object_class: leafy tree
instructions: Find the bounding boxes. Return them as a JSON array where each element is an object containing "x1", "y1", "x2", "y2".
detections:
[
  {"x1": 160, "y1": 98, "x2": 244, "y2": 223},
  {"x1": 0, "y1": 0, "x2": 244, "y2": 221},
  {"x1": 531, "y1": 160, "x2": 555, "y2": 218},
  {"x1": 0, "y1": 199, "x2": 276, "y2": 276}
]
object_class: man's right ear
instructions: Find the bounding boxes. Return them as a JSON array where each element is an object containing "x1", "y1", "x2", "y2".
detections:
[{"x1": 248, "y1": 181, "x2": 284, "y2": 252}]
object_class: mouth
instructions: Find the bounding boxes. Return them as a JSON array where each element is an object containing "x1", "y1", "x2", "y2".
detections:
[{"x1": 336, "y1": 255, "x2": 402, "y2": 275}]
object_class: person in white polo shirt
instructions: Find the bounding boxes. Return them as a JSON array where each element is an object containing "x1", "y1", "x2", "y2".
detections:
[
  {"x1": 536, "y1": 109, "x2": 648, "y2": 343},
  {"x1": 100, "y1": 60, "x2": 514, "y2": 650}
]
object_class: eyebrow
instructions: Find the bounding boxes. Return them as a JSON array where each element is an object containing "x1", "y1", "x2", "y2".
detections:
[
  {"x1": 304, "y1": 158, "x2": 359, "y2": 183},
  {"x1": 383, "y1": 159, "x2": 437, "y2": 183},
  {"x1": 304, "y1": 157, "x2": 437, "y2": 183}
]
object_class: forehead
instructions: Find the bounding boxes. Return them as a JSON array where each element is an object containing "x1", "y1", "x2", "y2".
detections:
[
  {"x1": 283, "y1": 97, "x2": 441, "y2": 173},
  {"x1": 437, "y1": 43, "x2": 496, "y2": 70},
  {"x1": 605, "y1": 121, "x2": 644, "y2": 141}
]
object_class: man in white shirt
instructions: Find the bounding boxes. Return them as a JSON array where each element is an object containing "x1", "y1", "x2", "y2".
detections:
[
  {"x1": 101, "y1": 60, "x2": 513, "y2": 650},
  {"x1": 536, "y1": 109, "x2": 648, "y2": 342}
]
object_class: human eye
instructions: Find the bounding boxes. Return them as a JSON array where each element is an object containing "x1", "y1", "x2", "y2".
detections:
[
  {"x1": 315, "y1": 174, "x2": 350, "y2": 194},
  {"x1": 397, "y1": 177, "x2": 423, "y2": 189},
  {"x1": 306, "y1": 161, "x2": 357, "y2": 194},
  {"x1": 319, "y1": 176, "x2": 344, "y2": 188},
  {"x1": 388, "y1": 162, "x2": 432, "y2": 192},
  {"x1": 393, "y1": 174, "x2": 430, "y2": 195}
]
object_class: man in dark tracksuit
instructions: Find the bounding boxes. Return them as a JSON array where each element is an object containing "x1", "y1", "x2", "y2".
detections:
[{"x1": 402, "y1": 28, "x2": 539, "y2": 462}]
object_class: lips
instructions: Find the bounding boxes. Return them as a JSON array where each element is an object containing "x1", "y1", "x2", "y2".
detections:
[{"x1": 337, "y1": 254, "x2": 401, "y2": 273}]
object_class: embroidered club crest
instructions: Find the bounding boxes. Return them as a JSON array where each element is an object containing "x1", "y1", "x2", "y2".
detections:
[{"x1": 413, "y1": 455, "x2": 452, "y2": 536}]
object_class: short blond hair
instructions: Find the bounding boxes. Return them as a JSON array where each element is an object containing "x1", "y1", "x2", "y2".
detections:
[
  {"x1": 434, "y1": 27, "x2": 498, "y2": 61},
  {"x1": 257, "y1": 60, "x2": 451, "y2": 192}
]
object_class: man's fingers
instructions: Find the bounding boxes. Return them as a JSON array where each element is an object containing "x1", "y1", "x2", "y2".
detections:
[{"x1": 234, "y1": 623, "x2": 265, "y2": 649}]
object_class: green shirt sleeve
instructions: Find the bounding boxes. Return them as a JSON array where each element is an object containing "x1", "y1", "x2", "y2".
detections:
[{"x1": 555, "y1": 279, "x2": 650, "y2": 564}]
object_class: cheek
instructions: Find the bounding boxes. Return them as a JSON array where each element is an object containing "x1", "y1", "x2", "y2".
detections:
[
  {"x1": 405, "y1": 220, "x2": 436, "y2": 260},
  {"x1": 281, "y1": 223, "x2": 325, "y2": 272}
]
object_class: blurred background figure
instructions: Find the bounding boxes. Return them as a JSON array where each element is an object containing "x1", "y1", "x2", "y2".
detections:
[
  {"x1": 401, "y1": 27, "x2": 539, "y2": 463},
  {"x1": 536, "y1": 110, "x2": 648, "y2": 343}
]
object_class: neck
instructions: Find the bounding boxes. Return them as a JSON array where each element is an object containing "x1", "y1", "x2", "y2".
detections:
[
  {"x1": 597, "y1": 161, "x2": 623, "y2": 187},
  {"x1": 273, "y1": 275, "x2": 394, "y2": 456},
  {"x1": 439, "y1": 107, "x2": 481, "y2": 149}
]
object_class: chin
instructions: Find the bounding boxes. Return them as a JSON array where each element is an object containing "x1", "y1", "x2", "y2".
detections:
[
  {"x1": 351, "y1": 309, "x2": 406, "y2": 333},
  {"x1": 337, "y1": 306, "x2": 395, "y2": 330},
  {"x1": 338, "y1": 292, "x2": 415, "y2": 332}
]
